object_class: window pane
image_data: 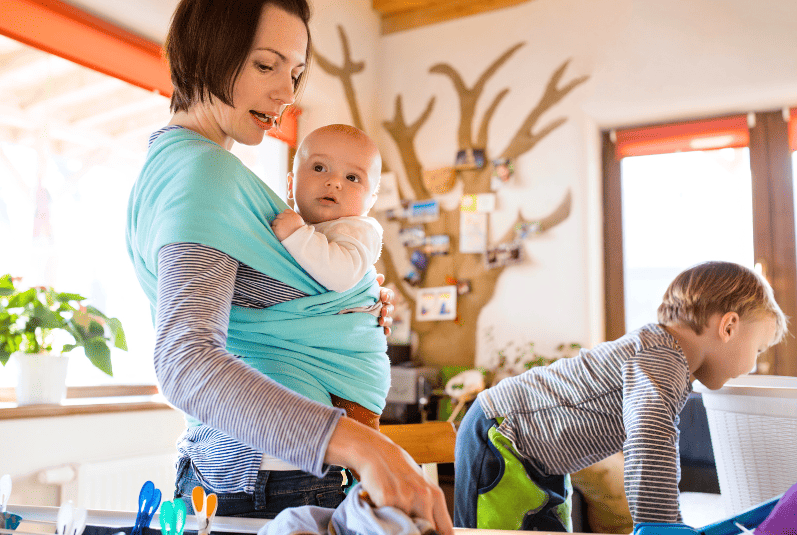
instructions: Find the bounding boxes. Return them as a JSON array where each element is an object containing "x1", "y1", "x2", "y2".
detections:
[
  {"x1": 620, "y1": 148, "x2": 755, "y2": 331},
  {"x1": 0, "y1": 36, "x2": 289, "y2": 388}
]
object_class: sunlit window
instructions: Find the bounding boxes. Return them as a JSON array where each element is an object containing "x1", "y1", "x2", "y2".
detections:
[
  {"x1": 620, "y1": 147, "x2": 755, "y2": 331},
  {"x1": 0, "y1": 36, "x2": 288, "y2": 387}
]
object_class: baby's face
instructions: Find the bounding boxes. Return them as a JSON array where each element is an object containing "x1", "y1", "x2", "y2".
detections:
[{"x1": 288, "y1": 129, "x2": 380, "y2": 225}]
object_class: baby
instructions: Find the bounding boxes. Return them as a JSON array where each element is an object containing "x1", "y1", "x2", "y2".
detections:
[{"x1": 272, "y1": 124, "x2": 382, "y2": 293}]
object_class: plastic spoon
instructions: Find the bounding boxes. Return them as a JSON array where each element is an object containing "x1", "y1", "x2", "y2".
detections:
[
  {"x1": 191, "y1": 487, "x2": 217, "y2": 535},
  {"x1": 55, "y1": 502, "x2": 73, "y2": 535},
  {"x1": 735, "y1": 522, "x2": 755, "y2": 535},
  {"x1": 0, "y1": 475, "x2": 21, "y2": 531},
  {"x1": 0, "y1": 475, "x2": 10, "y2": 514},
  {"x1": 68, "y1": 508, "x2": 86, "y2": 535},
  {"x1": 132, "y1": 481, "x2": 161, "y2": 535},
  {"x1": 159, "y1": 500, "x2": 187, "y2": 535}
]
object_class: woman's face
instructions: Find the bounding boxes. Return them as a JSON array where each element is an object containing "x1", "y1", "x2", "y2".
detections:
[{"x1": 212, "y1": 4, "x2": 308, "y2": 147}]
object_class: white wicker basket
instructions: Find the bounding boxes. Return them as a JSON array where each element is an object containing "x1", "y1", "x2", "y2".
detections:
[{"x1": 693, "y1": 375, "x2": 797, "y2": 515}]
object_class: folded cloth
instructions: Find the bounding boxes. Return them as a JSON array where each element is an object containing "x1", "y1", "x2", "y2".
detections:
[
  {"x1": 259, "y1": 483, "x2": 438, "y2": 535},
  {"x1": 755, "y1": 481, "x2": 797, "y2": 535}
]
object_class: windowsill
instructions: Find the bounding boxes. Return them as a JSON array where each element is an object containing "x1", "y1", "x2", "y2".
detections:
[{"x1": 0, "y1": 385, "x2": 175, "y2": 420}]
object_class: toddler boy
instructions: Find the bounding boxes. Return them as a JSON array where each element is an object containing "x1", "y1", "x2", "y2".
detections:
[
  {"x1": 271, "y1": 124, "x2": 382, "y2": 294},
  {"x1": 454, "y1": 261, "x2": 787, "y2": 530}
]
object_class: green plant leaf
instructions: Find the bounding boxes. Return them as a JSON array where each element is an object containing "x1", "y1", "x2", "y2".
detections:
[
  {"x1": 0, "y1": 274, "x2": 14, "y2": 295},
  {"x1": 34, "y1": 306, "x2": 64, "y2": 329},
  {"x1": 107, "y1": 318, "x2": 128, "y2": 351},
  {"x1": 84, "y1": 338, "x2": 113, "y2": 376},
  {"x1": 62, "y1": 344, "x2": 77, "y2": 353},
  {"x1": 88, "y1": 320, "x2": 104, "y2": 336},
  {"x1": 0, "y1": 349, "x2": 9, "y2": 365},
  {"x1": 85, "y1": 305, "x2": 108, "y2": 319},
  {"x1": 8, "y1": 288, "x2": 36, "y2": 308},
  {"x1": 56, "y1": 292, "x2": 86, "y2": 302}
]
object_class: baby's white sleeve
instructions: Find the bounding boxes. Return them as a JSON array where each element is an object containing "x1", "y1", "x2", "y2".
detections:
[{"x1": 280, "y1": 218, "x2": 382, "y2": 293}]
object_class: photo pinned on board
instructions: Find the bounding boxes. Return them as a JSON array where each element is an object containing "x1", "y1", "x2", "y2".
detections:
[
  {"x1": 416, "y1": 286, "x2": 457, "y2": 322},
  {"x1": 421, "y1": 234, "x2": 450, "y2": 256},
  {"x1": 485, "y1": 241, "x2": 524, "y2": 270},
  {"x1": 399, "y1": 226, "x2": 426, "y2": 247},
  {"x1": 515, "y1": 220, "x2": 542, "y2": 240},
  {"x1": 455, "y1": 148, "x2": 486, "y2": 170},
  {"x1": 386, "y1": 199, "x2": 440, "y2": 224},
  {"x1": 490, "y1": 158, "x2": 515, "y2": 190}
]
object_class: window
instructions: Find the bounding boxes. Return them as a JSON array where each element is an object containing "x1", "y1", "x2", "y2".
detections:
[
  {"x1": 0, "y1": 36, "x2": 289, "y2": 388},
  {"x1": 604, "y1": 111, "x2": 797, "y2": 376}
]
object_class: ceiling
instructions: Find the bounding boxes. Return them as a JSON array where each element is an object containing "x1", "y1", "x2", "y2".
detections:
[
  {"x1": 60, "y1": 0, "x2": 534, "y2": 40},
  {"x1": 0, "y1": 34, "x2": 171, "y2": 165},
  {"x1": 0, "y1": 0, "x2": 533, "y2": 170},
  {"x1": 372, "y1": 0, "x2": 533, "y2": 34}
]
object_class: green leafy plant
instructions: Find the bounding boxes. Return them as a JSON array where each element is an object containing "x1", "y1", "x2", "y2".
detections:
[
  {"x1": 0, "y1": 274, "x2": 127, "y2": 376},
  {"x1": 483, "y1": 326, "x2": 581, "y2": 386}
]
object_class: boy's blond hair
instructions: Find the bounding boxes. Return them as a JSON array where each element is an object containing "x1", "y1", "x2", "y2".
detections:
[{"x1": 657, "y1": 261, "x2": 788, "y2": 343}]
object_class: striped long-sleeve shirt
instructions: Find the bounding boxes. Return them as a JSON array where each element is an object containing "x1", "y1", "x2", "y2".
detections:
[
  {"x1": 155, "y1": 242, "x2": 344, "y2": 494},
  {"x1": 478, "y1": 323, "x2": 692, "y2": 525}
]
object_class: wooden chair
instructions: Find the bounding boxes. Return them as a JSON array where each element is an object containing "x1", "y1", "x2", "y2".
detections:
[{"x1": 379, "y1": 421, "x2": 457, "y2": 485}]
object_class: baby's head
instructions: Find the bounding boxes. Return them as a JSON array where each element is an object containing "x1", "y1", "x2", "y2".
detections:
[
  {"x1": 658, "y1": 261, "x2": 788, "y2": 387},
  {"x1": 287, "y1": 124, "x2": 381, "y2": 225}
]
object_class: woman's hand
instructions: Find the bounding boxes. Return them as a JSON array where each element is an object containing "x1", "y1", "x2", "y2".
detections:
[
  {"x1": 375, "y1": 273, "x2": 394, "y2": 336},
  {"x1": 325, "y1": 417, "x2": 454, "y2": 535}
]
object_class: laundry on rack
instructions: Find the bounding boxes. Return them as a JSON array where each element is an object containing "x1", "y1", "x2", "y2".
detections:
[{"x1": 258, "y1": 483, "x2": 437, "y2": 535}]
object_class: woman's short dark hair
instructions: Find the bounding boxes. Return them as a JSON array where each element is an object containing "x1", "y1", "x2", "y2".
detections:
[{"x1": 165, "y1": 0, "x2": 312, "y2": 113}]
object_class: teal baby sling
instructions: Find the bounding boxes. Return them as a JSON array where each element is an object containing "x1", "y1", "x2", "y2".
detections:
[{"x1": 126, "y1": 128, "x2": 389, "y2": 415}]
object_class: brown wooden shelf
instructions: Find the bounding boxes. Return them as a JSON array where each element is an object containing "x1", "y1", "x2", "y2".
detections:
[{"x1": 0, "y1": 385, "x2": 174, "y2": 419}]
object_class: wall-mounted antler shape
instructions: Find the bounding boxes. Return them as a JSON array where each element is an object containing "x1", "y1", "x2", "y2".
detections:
[
  {"x1": 500, "y1": 59, "x2": 589, "y2": 161},
  {"x1": 497, "y1": 189, "x2": 573, "y2": 245},
  {"x1": 312, "y1": 25, "x2": 366, "y2": 131},
  {"x1": 382, "y1": 94, "x2": 436, "y2": 199},
  {"x1": 429, "y1": 42, "x2": 524, "y2": 149}
]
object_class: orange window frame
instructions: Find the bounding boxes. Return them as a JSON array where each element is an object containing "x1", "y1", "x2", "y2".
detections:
[
  {"x1": 0, "y1": 0, "x2": 299, "y2": 146},
  {"x1": 614, "y1": 114, "x2": 750, "y2": 159}
]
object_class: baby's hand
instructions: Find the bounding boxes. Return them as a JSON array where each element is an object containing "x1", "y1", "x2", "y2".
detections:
[{"x1": 272, "y1": 208, "x2": 305, "y2": 240}]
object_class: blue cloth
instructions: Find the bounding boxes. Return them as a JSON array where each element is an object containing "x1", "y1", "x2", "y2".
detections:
[
  {"x1": 174, "y1": 456, "x2": 346, "y2": 519},
  {"x1": 126, "y1": 127, "x2": 389, "y2": 414},
  {"x1": 453, "y1": 398, "x2": 570, "y2": 531},
  {"x1": 259, "y1": 483, "x2": 436, "y2": 535}
]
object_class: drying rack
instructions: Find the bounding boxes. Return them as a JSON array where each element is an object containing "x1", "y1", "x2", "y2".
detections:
[{"x1": 5, "y1": 505, "x2": 267, "y2": 535}]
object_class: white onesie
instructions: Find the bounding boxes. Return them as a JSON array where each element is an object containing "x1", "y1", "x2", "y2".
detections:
[{"x1": 279, "y1": 215, "x2": 383, "y2": 293}]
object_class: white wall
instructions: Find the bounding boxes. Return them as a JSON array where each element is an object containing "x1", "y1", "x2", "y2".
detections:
[{"x1": 0, "y1": 409, "x2": 184, "y2": 506}]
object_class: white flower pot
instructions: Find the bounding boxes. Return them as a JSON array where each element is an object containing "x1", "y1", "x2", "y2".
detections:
[{"x1": 12, "y1": 352, "x2": 70, "y2": 405}]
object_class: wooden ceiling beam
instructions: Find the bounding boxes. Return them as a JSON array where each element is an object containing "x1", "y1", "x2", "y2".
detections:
[
  {"x1": 373, "y1": 0, "x2": 533, "y2": 34},
  {"x1": 0, "y1": 0, "x2": 171, "y2": 96}
]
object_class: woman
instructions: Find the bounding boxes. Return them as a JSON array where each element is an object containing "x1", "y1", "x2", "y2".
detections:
[{"x1": 125, "y1": 1, "x2": 452, "y2": 533}]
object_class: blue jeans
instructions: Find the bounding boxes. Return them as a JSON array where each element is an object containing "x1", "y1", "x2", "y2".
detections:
[
  {"x1": 453, "y1": 398, "x2": 571, "y2": 531},
  {"x1": 175, "y1": 457, "x2": 347, "y2": 519}
]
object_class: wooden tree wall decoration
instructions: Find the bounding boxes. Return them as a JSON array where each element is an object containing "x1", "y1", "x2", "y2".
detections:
[{"x1": 314, "y1": 27, "x2": 589, "y2": 367}]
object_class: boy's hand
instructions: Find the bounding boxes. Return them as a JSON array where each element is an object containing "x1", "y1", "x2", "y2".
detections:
[{"x1": 272, "y1": 208, "x2": 305, "y2": 240}]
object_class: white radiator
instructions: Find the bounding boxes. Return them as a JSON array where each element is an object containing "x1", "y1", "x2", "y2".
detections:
[{"x1": 40, "y1": 453, "x2": 178, "y2": 511}]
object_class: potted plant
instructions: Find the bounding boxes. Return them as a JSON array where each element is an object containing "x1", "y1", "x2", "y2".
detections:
[{"x1": 0, "y1": 274, "x2": 128, "y2": 405}]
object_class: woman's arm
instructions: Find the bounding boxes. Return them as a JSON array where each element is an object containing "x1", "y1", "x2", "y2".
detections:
[
  {"x1": 156, "y1": 243, "x2": 449, "y2": 532},
  {"x1": 154, "y1": 243, "x2": 344, "y2": 476},
  {"x1": 325, "y1": 417, "x2": 454, "y2": 535}
]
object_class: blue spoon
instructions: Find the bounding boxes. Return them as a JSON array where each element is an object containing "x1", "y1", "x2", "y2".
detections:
[
  {"x1": 132, "y1": 481, "x2": 161, "y2": 535},
  {"x1": 159, "y1": 500, "x2": 187, "y2": 535}
]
